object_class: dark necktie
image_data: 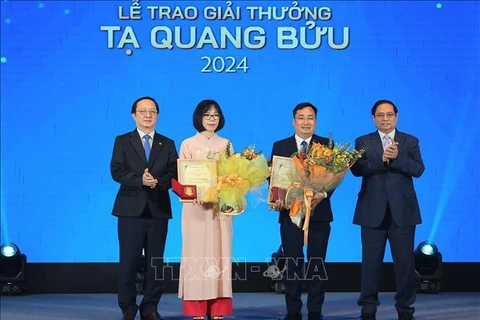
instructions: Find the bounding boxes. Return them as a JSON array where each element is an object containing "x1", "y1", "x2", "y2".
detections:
[{"x1": 300, "y1": 140, "x2": 308, "y2": 154}]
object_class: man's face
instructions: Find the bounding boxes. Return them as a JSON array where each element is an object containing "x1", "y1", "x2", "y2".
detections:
[
  {"x1": 373, "y1": 103, "x2": 397, "y2": 133},
  {"x1": 292, "y1": 106, "x2": 317, "y2": 139},
  {"x1": 132, "y1": 99, "x2": 158, "y2": 132}
]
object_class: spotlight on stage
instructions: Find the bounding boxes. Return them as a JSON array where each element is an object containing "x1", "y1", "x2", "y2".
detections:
[
  {"x1": 0, "y1": 243, "x2": 27, "y2": 295},
  {"x1": 414, "y1": 240, "x2": 442, "y2": 293}
]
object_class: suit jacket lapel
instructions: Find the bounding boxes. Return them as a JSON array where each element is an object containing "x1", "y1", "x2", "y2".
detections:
[
  {"x1": 393, "y1": 130, "x2": 406, "y2": 158},
  {"x1": 148, "y1": 133, "x2": 164, "y2": 166},
  {"x1": 311, "y1": 134, "x2": 323, "y2": 146},
  {"x1": 287, "y1": 135, "x2": 298, "y2": 156},
  {"x1": 393, "y1": 130, "x2": 405, "y2": 147},
  {"x1": 370, "y1": 131, "x2": 384, "y2": 158},
  {"x1": 129, "y1": 130, "x2": 148, "y2": 166}
]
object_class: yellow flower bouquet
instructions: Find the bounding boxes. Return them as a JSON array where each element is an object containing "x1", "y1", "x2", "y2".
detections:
[{"x1": 203, "y1": 144, "x2": 270, "y2": 215}]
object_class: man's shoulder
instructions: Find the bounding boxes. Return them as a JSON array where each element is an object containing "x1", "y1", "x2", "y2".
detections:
[
  {"x1": 312, "y1": 134, "x2": 329, "y2": 144},
  {"x1": 155, "y1": 132, "x2": 175, "y2": 144},
  {"x1": 115, "y1": 130, "x2": 136, "y2": 140},
  {"x1": 396, "y1": 130, "x2": 418, "y2": 141},
  {"x1": 355, "y1": 132, "x2": 377, "y2": 141},
  {"x1": 273, "y1": 136, "x2": 294, "y2": 146}
]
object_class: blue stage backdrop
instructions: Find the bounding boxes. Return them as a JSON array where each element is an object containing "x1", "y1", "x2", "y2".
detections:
[{"x1": 1, "y1": 1, "x2": 479, "y2": 263}]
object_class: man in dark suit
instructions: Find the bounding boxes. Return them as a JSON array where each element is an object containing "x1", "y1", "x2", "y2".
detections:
[
  {"x1": 111, "y1": 96, "x2": 178, "y2": 320},
  {"x1": 351, "y1": 99, "x2": 425, "y2": 320},
  {"x1": 271, "y1": 102, "x2": 333, "y2": 320}
]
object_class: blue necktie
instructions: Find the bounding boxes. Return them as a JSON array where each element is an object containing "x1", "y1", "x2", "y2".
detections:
[
  {"x1": 300, "y1": 140, "x2": 308, "y2": 154},
  {"x1": 144, "y1": 135, "x2": 151, "y2": 161}
]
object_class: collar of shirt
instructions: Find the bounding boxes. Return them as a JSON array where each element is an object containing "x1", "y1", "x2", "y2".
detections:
[
  {"x1": 295, "y1": 134, "x2": 312, "y2": 151},
  {"x1": 137, "y1": 129, "x2": 154, "y2": 145},
  {"x1": 378, "y1": 129, "x2": 396, "y2": 141}
]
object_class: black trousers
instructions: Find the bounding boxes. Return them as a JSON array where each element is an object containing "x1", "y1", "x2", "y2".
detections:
[
  {"x1": 358, "y1": 206, "x2": 416, "y2": 315},
  {"x1": 280, "y1": 220, "x2": 331, "y2": 315},
  {"x1": 117, "y1": 208, "x2": 168, "y2": 315}
]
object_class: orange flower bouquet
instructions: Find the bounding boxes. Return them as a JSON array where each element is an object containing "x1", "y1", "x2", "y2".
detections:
[
  {"x1": 203, "y1": 144, "x2": 270, "y2": 215},
  {"x1": 284, "y1": 135, "x2": 365, "y2": 242}
]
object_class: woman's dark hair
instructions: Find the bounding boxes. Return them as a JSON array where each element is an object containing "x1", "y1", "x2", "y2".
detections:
[{"x1": 193, "y1": 99, "x2": 225, "y2": 132}]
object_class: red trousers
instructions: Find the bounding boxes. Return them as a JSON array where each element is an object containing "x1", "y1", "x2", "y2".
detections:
[{"x1": 183, "y1": 298, "x2": 233, "y2": 317}]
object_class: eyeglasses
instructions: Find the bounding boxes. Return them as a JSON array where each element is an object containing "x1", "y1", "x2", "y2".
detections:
[
  {"x1": 295, "y1": 116, "x2": 315, "y2": 122},
  {"x1": 137, "y1": 109, "x2": 158, "y2": 116},
  {"x1": 375, "y1": 113, "x2": 396, "y2": 119},
  {"x1": 203, "y1": 113, "x2": 220, "y2": 120}
]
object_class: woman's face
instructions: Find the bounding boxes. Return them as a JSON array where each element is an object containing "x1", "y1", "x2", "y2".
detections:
[{"x1": 202, "y1": 106, "x2": 220, "y2": 133}]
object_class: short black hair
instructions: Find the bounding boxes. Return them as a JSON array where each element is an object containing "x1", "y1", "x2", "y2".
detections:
[
  {"x1": 293, "y1": 102, "x2": 318, "y2": 118},
  {"x1": 371, "y1": 99, "x2": 398, "y2": 115},
  {"x1": 131, "y1": 96, "x2": 159, "y2": 114},
  {"x1": 193, "y1": 99, "x2": 225, "y2": 132}
]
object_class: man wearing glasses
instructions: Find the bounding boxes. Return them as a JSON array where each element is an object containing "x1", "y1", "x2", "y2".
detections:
[
  {"x1": 110, "y1": 96, "x2": 178, "y2": 320},
  {"x1": 270, "y1": 102, "x2": 332, "y2": 320},
  {"x1": 351, "y1": 99, "x2": 425, "y2": 320}
]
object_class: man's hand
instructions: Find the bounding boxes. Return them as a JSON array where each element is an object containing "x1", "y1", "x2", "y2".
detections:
[
  {"x1": 311, "y1": 191, "x2": 326, "y2": 209},
  {"x1": 383, "y1": 141, "x2": 399, "y2": 162},
  {"x1": 142, "y1": 168, "x2": 158, "y2": 188},
  {"x1": 269, "y1": 199, "x2": 284, "y2": 211}
]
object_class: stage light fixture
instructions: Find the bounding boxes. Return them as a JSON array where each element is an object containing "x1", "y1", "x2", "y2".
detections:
[
  {"x1": 414, "y1": 240, "x2": 442, "y2": 293},
  {"x1": 1, "y1": 243, "x2": 18, "y2": 257},
  {"x1": 0, "y1": 243, "x2": 27, "y2": 295}
]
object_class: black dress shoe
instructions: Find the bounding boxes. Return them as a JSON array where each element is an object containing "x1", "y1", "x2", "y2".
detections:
[
  {"x1": 358, "y1": 314, "x2": 376, "y2": 320},
  {"x1": 278, "y1": 313, "x2": 302, "y2": 320},
  {"x1": 307, "y1": 312, "x2": 326, "y2": 320},
  {"x1": 141, "y1": 311, "x2": 164, "y2": 320},
  {"x1": 121, "y1": 314, "x2": 136, "y2": 320},
  {"x1": 398, "y1": 313, "x2": 415, "y2": 320}
]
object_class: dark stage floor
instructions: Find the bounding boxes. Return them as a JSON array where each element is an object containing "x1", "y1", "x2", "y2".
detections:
[{"x1": 1, "y1": 292, "x2": 479, "y2": 320}]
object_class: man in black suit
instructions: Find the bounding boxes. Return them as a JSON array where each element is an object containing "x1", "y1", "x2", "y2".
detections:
[
  {"x1": 271, "y1": 102, "x2": 333, "y2": 320},
  {"x1": 351, "y1": 99, "x2": 425, "y2": 320},
  {"x1": 111, "y1": 96, "x2": 178, "y2": 320}
]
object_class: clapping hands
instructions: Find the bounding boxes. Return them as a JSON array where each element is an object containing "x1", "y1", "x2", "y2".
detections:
[{"x1": 383, "y1": 141, "x2": 399, "y2": 162}]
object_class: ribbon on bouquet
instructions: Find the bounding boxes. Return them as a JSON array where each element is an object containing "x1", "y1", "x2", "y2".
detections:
[{"x1": 284, "y1": 182, "x2": 314, "y2": 245}]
